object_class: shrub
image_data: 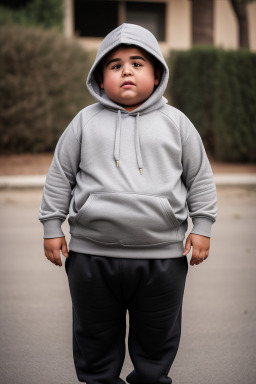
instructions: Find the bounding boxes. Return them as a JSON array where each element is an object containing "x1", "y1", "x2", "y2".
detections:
[
  {"x1": 0, "y1": 25, "x2": 95, "y2": 153},
  {"x1": 167, "y1": 46, "x2": 256, "y2": 162},
  {"x1": 0, "y1": 0, "x2": 64, "y2": 30},
  {"x1": 214, "y1": 49, "x2": 256, "y2": 161}
]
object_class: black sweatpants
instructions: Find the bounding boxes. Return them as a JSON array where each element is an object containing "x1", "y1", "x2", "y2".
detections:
[{"x1": 65, "y1": 251, "x2": 188, "y2": 384}]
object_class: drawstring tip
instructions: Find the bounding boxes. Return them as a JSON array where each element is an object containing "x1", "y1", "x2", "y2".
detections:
[
  {"x1": 116, "y1": 160, "x2": 119, "y2": 168},
  {"x1": 139, "y1": 168, "x2": 143, "y2": 175}
]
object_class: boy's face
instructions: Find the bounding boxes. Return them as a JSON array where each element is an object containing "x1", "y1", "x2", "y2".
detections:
[{"x1": 99, "y1": 46, "x2": 161, "y2": 112}]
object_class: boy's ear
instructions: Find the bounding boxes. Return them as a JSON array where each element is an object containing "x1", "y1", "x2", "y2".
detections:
[
  {"x1": 154, "y1": 68, "x2": 161, "y2": 86},
  {"x1": 95, "y1": 71, "x2": 104, "y2": 89}
]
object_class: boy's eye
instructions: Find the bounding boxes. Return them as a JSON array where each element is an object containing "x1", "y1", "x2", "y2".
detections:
[
  {"x1": 111, "y1": 62, "x2": 142, "y2": 70},
  {"x1": 132, "y1": 62, "x2": 142, "y2": 67}
]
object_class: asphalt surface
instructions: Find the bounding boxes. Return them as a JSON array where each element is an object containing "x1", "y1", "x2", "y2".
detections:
[{"x1": 0, "y1": 187, "x2": 256, "y2": 384}]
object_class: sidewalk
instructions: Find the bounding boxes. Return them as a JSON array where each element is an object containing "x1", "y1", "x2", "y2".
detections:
[
  {"x1": 0, "y1": 173, "x2": 256, "y2": 189},
  {"x1": 1, "y1": 185, "x2": 256, "y2": 384}
]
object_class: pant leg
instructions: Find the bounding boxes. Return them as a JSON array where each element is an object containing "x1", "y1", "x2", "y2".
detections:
[
  {"x1": 125, "y1": 256, "x2": 188, "y2": 384},
  {"x1": 65, "y1": 251, "x2": 127, "y2": 384}
]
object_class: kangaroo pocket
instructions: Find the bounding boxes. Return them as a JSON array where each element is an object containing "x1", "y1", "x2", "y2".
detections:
[{"x1": 72, "y1": 192, "x2": 181, "y2": 246}]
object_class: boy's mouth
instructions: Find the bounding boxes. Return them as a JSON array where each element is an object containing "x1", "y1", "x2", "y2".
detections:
[{"x1": 121, "y1": 81, "x2": 135, "y2": 88}]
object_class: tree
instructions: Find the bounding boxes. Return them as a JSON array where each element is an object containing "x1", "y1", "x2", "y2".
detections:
[
  {"x1": 191, "y1": 0, "x2": 214, "y2": 45},
  {"x1": 191, "y1": 0, "x2": 256, "y2": 49},
  {"x1": 230, "y1": 0, "x2": 252, "y2": 48}
]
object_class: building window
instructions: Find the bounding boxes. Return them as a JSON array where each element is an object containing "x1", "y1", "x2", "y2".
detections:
[
  {"x1": 0, "y1": 0, "x2": 30, "y2": 8},
  {"x1": 126, "y1": 2, "x2": 166, "y2": 41},
  {"x1": 73, "y1": 1, "x2": 166, "y2": 41},
  {"x1": 74, "y1": 0, "x2": 118, "y2": 37}
]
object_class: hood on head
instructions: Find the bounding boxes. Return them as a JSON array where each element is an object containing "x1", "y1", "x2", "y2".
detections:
[{"x1": 86, "y1": 23, "x2": 169, "y2": 114}]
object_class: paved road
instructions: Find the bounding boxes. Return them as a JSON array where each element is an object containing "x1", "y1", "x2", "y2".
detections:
[{"x1": 0, "y1": 187, "x2": 255, "y2": 384}]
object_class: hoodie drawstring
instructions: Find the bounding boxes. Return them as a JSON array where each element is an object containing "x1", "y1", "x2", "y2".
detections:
[
  {"x1": 114, "y1": 111, "x2": 143, "y2": 175},
  {"x1": 135, "y1": 113, "x2": 143, "y2": 174},
  {"x1": 114, "y1": 110, "x2": 121, "y2": 168}
]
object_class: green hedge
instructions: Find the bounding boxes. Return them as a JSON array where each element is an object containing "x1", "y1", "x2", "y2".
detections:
[
  {"x1": 167, "y1": 46, "x2": 256, "y2": 162},
  {"x1": 0, "y1": 0, "x2": 64, "y2": 30},
  {"x1": 2, "y1": 29, "x2": 255, "y2": 161},
  {"x1": 0, "y1": 25, "x2": 95, "y2": 153}
]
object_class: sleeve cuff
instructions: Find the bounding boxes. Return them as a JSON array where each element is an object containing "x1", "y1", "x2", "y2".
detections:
[
  {"x1": 42, "y1": 219, "x2": 65, "y2": 239},
  {"x1": 190, "y1": 217, "x2": 215, "y2": 238}
]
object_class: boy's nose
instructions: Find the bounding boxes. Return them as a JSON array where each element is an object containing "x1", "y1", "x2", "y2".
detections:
[{"x1": 122, "y1": 65, "x2": 133, "y2": 76}]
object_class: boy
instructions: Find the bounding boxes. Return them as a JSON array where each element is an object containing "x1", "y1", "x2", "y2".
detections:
[{"x1": 39, "y1": 23, "x2": 217, "y2": 384}]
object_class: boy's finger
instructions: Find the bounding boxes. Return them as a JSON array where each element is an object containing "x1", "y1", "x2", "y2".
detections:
[
  {"x1": 45, "y1": 249, "x2": 57, "y2": 264},
  {"x1": 183, "y1": 237, "x2": 192, "y2": 255},
  {"x1": 48, "y1": 252, "x2": 56, "y2": 264},
  {"x1": 192, "y1": 249, "x2": 200, "y2": 259},
  {"x1": 61, "y1": 241, "x2": 69, "y2": 258},
  {"x1": 190, "y1": 257, "x2": 198, "y2": 266},
  {"x1": 199, "y1": 249, "x2": 208, "y2": 261},
  {"x1": 191, "y1": 249, "x2": 206, "y2": 266},
  {"x1": 44, "y1": 250, "x2": 49, "y2": 260},
  {"x1": 53, "y1": 250, "x2": 62, "y2": 267},
  {"x1": 46, "y1": 251, "x2": 54, "y2": 263},
  {"x1": 190, "y1": 248, "x2": 200, "y2": 266}
]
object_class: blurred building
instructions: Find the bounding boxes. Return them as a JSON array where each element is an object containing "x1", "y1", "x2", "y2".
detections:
[{"x1": 64, "y1": 0, "x2": 256, "y2": 55}]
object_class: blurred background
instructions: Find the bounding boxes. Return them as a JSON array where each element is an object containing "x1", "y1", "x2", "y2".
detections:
[
  {"x1": 0, "y1": 0, "x2": 256, "y2": 165},
  {"x1": 0, "y1": 1, "x2": 256, "y2": 384}
]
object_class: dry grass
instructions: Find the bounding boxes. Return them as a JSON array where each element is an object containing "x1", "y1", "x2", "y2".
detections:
[{"x1": 0, "y1": 154, "x2": 53, "y2": 175}]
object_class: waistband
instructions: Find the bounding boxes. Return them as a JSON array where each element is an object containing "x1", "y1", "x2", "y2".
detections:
[{"x1": 69, "y1": 235, "x2": 185, "y2": 259}]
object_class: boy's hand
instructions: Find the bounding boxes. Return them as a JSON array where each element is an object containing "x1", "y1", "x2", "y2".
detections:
[
  {"x1": 183, "y1": 233, "x2": 210, "y2": 266},
  {"x1": 44, "y1": 237, "x2": 69, "y2": 267}
]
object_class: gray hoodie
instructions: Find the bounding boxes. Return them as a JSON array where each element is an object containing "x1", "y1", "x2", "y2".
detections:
[{"x1": 39, "y1": 23, "x2": 217, "y2": 259}]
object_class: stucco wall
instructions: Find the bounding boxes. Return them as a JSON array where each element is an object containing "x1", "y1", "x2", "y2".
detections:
[{"x1": 64, "y1": 0, "x2": 256, "y2": 52}]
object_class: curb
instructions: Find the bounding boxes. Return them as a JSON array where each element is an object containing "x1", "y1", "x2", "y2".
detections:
[
  {"x1": 0, "y1": 174, "x2": 256, "y2": 189},
  {"x1": 213, "y1": 173, "x2": 256, "y2": 186},
  {"x1": 0, "y1": 175, "x2": 46, "y2": 189}
]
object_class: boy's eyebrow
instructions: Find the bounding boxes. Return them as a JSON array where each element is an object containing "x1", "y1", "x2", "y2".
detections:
[
  {"x1": 130, "y1": 56, "x2": 146, "y2": 61},
  {"x1": 105, "y1": 56, "x2": 146, "y2": 67},
  {"x1": 105, "y1": 58, "x2": 121, "y2": 67}
]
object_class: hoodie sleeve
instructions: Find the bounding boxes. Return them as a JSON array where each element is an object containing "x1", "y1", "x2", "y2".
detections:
[
  {"x1": 181, "y1": 113, "x2": 217, "y2": 238},
  {"x1": 38, "y1": 112, "x2": 82, "y2": 239}
]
